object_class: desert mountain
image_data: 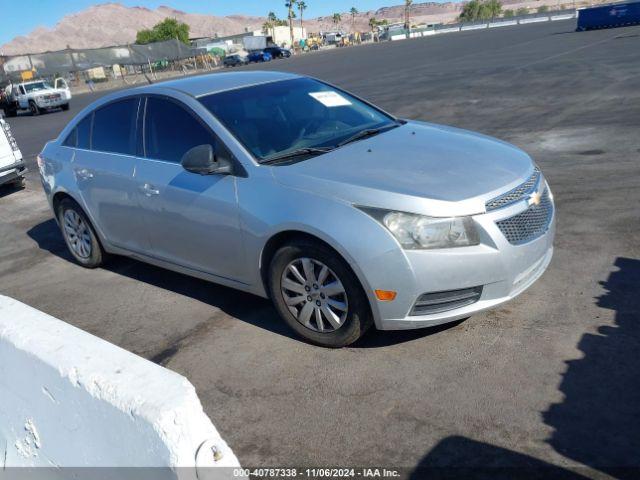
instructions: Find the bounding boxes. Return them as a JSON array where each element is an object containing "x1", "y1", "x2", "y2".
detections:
[
  {"x1": 1, "y1": 0, "x2": 579, "y2": 55},
  {"x1": 1, "y1": 1, "x2": 463, "y2": 55}
]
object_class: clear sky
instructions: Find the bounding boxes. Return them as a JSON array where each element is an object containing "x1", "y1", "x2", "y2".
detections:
[{"x1": 0, "y1": 0, "x2": 409, "y2": 45}]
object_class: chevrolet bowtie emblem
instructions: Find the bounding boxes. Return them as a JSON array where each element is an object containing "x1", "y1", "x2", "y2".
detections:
[{"x1": 529, "y1": 191, "x2": 542, "y2": 206}]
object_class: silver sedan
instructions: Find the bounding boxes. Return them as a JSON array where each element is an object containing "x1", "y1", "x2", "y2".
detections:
[{"x1": 38, "y1": 71, "x2": 555, "y2": 347}]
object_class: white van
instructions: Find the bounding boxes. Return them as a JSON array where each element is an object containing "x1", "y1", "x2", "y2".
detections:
[{"x1": 0, "y1": 116, "x2": 25, "y2": 188}]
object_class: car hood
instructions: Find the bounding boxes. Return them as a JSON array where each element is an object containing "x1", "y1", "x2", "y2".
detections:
[{"x1": 271, "y1": 121, "x2": 535, "y2": 216}]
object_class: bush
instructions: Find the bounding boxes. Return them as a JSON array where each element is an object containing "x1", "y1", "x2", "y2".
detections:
[
  {"x1": 460, "y1": 0, "x2": 503, "y2": 21},
  {"x1": 503, "y1": 9, "x2": 514, "y2": 17},
  {"x1": 537, "y1": 5, "x2": 550, "y2": 13},
  {"x1": 516, "y1": 7, "x2": 529, "y2": 15}
]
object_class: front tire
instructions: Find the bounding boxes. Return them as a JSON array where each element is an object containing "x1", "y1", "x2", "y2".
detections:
[
  {"x1": 29, "y1": 101, "x2": 39, "y2": 116},
  {"x1": 56, "y1": 198, "x2": 106, "y2": 268},
  {"x1": 61, "y1": 103, "x2": 70, "y2": 111},
  {"x1": 269, "y1": 239, "x2": 372, "y2": 347}
]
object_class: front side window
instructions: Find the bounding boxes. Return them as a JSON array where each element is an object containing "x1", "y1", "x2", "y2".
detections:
[
  {"x1": 144, "y1": 97, "x2": 216, "y2": 163},
  {"x1": 198, "y1": 77, "x2": 396, "y2": 162},
  {"x1": 91, "y1": 98, "x2": 139, "y2": 155}
]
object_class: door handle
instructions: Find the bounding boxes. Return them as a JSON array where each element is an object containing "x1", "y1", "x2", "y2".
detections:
[
  {"x1": 141, "y1": 183, "x2": 160, "y2": 196},
  {"x1": 76, "y1": 168, "x2": 94, "y2": 180}
]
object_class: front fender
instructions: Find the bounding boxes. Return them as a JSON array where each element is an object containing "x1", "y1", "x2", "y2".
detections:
[{"x1": 238, "y1": 174, "x2": 413, "y2": 328}]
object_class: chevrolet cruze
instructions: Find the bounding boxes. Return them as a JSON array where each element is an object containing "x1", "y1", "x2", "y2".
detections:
[{"x1": 38, "y1": 72, "x2": 555, "y2": 347}]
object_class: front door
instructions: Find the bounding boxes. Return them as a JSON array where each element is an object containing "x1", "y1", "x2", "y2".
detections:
[{"x1": 134, "y1": 96, "x2": 245, "y2": 282}]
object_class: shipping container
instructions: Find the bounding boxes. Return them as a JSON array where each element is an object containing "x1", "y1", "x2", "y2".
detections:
[{"x1": 577, "y1": 1, "x2": 640, "y2": 30}]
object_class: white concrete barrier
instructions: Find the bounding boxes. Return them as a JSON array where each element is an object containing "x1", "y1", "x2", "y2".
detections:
[
  {"x1": 551, "y1": 13, "x2": 576, "y2": 20},
  {"x1": 391, "y1": 34, "x2": 407, "y2": 41},
  {"x1": 0, "y1": 295, "x2": 239, "y2": 477},
  {"x1": 461, "y1": 24, "x2": 488, "y2": 30},
  {"x1": 434, "y1": 27, "x2": 461, "y2": 34},
  {"x1": 519, "y1": 16, "x2": 550, "y2": 23},
  {"x1": 489, "y1": 20, "x2": 518, "y2": 27}
]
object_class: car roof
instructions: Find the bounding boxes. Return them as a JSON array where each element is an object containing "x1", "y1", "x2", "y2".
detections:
[{"x1": 157, "y1": 71, "x2": 301, "y2": 98}]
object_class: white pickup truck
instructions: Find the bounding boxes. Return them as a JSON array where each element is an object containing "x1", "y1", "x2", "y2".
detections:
[
  {"x1": 0, "y1": 116, "x2": 25, "y2": 188},
  {"x1": 1, "y1": 78, "x2": 71, "y2": 117}
]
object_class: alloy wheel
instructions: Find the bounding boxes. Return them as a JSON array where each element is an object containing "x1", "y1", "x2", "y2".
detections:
[
  {"x1": 62, "y1": 209, "x2": 92, "y2": 259},
  {"x1": 280, "y1": 257, "x2": 348, "y2": 333}
]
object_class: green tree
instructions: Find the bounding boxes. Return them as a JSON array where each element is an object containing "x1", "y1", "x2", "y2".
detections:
[
  {"x1": 136, "y1": 17, "x2": 190, "y2": 45},
  {"x1": 369, "y1": 16, "x2": 378, "y2": 31},
  {"x1": 285, "y1": 1, "x2": 296, "y2": 46},
  {"x1": 350, "y1": 7, "x2": 359, "y2": 30},
  {"x1": 332, "y1": 12, "x2": 342, "y2": 26},
  {"x1": 537, "y1": 5, "x2": 549, "y2": 12},
  {"x1": 516, "y1": 6, "x2": 529, "y2": 15},
  {"x1": 503, "y1": 9, "x2": 514, "y2": 17},
  {"x1": 298, "y1": 1, "x2": 307, "y2": 29}
]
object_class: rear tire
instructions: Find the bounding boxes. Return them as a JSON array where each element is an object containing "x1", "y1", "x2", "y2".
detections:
[
  {"x1": 61, "y1": 103, "x2": 70, "y2": 111},
  {"x1": 56, "y1": 198, "x2": 106, "y2": 268},
  {"x1": 268, "y1": 239, "x2": 373, "y2": 347},
  {"x1": 11, "y1": 177, "x2": 25, "y2": 189}
]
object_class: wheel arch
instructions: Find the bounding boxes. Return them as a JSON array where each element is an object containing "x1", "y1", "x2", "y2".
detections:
[{"x1": 259, "y1": 229, "x2": 376, "y2": 320}]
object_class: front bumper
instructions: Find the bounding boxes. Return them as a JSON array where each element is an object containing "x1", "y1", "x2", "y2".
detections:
[
  {"x1": 0, "y1": 160, "x2": 27, "y2": 186},
  {"x1": 35, "y1": 97, "x2": 66, "y2": 109},
  {"x1": 374, "y1": 196, "x2": 556, "y2": 330}
]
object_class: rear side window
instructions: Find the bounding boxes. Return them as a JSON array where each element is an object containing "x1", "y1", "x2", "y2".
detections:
[
  {"x1": 144, "y1": 97, "x2": 215, "y2": 163},
  {"x1": 62, "y1": 114, "x2": 92, "y2": 149},
  {"x1": 92, "y1": 98, "x2": 139, "y2": 155}
]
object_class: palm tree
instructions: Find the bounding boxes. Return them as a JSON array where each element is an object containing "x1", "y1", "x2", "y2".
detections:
[
  {"x1": 332, "y1": 12, "x2": 342, "y2": 28},
  {"x1": 350, "y1": 7, "x2": 358, "y2": 31},
  {"x1": 369, "y1": 16, "x2": 378, "y2": 31},
  {"x1": 267, "y1": 11, "x2": 278, "y2": 23},
  {"x1": 404, "y1": 0, "x2": 413, "y2": 30},
  {"x1": 298, "y1": 1, "x2": 307, "y2": 30},
  {"x1": 285, "y1": 1, "x2": 296, "y2": 47}
]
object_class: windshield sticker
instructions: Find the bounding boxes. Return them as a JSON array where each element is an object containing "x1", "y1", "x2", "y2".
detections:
[{"x1": 309, "y1": 91, "x2": 352, "y2": 107}]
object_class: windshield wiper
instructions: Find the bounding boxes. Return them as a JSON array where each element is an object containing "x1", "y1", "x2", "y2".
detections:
[
  {"x1": 336, "y1": 123, "x2": 400, "y2": 148},
  {"x1": 260, "y1": 147, "x2": 333, "y2": 165}
]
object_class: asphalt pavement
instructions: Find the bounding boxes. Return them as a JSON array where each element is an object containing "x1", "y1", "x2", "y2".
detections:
[{"x1": 1, "y1": 19, "x2": 639, "y2": 477}]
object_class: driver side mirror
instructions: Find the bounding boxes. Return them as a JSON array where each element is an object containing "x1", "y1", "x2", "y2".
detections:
[{"x1": 180, "y1": 144, "x2": 233, "y2": 176}]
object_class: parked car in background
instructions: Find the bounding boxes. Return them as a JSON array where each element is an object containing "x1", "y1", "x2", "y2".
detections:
[
  {"x1": 1, "y1": 79, "x2": 71, "y2": 117},
  {"x1": 223, "y1": 54, "x2": 249, "y2": 67},
  {"x1": 0, "y1": 116, "x2": 26, "y2": 188},
  {"x1": 247, "y1": 50, "x2": 273, "y2": 63},
  {"x1": 264, "y1": 47, "x2": 292, "y2": 59},
  {"x1": 38, "y1": 71, "x2": 555, "y2": 347}
]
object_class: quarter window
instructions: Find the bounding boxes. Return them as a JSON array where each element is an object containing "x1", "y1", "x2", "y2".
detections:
[
  {"x1": 91, "y1": 98, "x2": 139, "y2": 155},
  {"x1": 144, "y1": 97, "x2": 216, "y2": 163},
  {"x1": 63, "y1": 114, "x2": 92, "y2": 149}
]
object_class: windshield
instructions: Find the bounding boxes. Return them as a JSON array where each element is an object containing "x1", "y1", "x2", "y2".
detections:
[
  {"x1": 199, "y1": 78, "x2": 397, "y2": 162},
  {"x1": 24, "y1": 82, "x2": 51, "y2": 93}
]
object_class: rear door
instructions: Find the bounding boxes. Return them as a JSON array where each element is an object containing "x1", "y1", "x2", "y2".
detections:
[
  {"x1": 70, "y1": 97, "x2": 149, "y2": 252},
  {"x1": 134, "y1": 95, "x2": 245, "y2": 281}
]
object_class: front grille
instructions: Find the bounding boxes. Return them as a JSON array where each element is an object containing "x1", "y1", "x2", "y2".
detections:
[
  {"x1": 496, "y1": 188, "x2": 553, "y2": 245},
  {"x1": 486, "y1": 167, "x2": 541, "y2": 211},
  {"x1": 410, "y1": 286, "x2": 483, "y2": 316}
]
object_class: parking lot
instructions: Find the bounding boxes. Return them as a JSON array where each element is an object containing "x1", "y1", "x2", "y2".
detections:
[{"x1": 1, "y1": 19, "x2": 639, "y2": 477}]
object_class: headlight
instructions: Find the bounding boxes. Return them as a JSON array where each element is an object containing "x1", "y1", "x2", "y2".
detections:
[{"x1": 360, "y1": 208, "x2": 480, "y2": 250}]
